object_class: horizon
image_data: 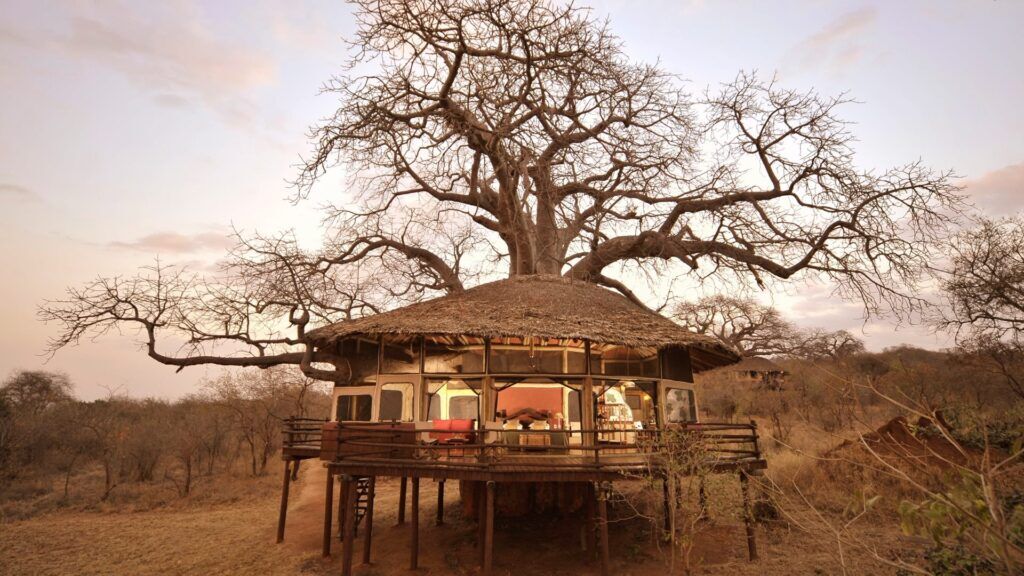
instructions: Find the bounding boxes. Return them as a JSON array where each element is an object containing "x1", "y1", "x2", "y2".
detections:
[{"x1": 3, "y1": 0, "x2": 1023, "y2": 400}]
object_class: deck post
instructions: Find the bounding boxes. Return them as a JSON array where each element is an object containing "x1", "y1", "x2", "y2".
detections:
[
  {"x1": 436, "y1": 479, "x2": 445, "y2": 526},
  {"x1": 477, "y1": 482, "x2": 486, "y2": 565},
  {"x1": 739, "y1": 470, "x2": 758, "y2": 561},
  {"x1": 584, "y1": 481, "x2": 597, "y2": 558},
  {"x1": 338, "y1": 474, "x2": 350, "y2": 540},
  {"x1": 322, "y1": 468, "x2": 334, "y2": 557},
  {"x1": 276, "y1": 460, "x2": 292, "y2": 543},
  {"x1": 596, "y1": 482, "x2": 611, "y2": 576},
  {"x1": 698, "y1": 477, "x2": 709, "y2": 520},
  {"x1": 341, "y1": 475, "x2": 358, "y2": 576},
  {"x1": 409, "y1": 476, "x2": 420, "y2": 570},
  {"x1": 291, "y1": 459, "x2": 300, "y2": 480},
  {"x1": 483, "y1": 481, "x2": 495, "y2": 576},
  {"x1": 362, "y1": 476, "x2": 376, "y2": 565},
  {"x1": 660, "y1": 475, "x2": 671, "y2": 534},
  {"x1": 397, "y1": 476, "x2": 407, "y2": 525}
]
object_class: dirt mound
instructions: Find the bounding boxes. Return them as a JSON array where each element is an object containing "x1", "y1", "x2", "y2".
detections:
[{"x1": 826, "y1": 416, "x2": 969, "y2": 468}]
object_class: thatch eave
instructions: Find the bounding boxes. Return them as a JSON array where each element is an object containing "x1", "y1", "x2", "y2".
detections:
[{"x1": 305, "y1": 275, "x2": 740, "y2": 372}]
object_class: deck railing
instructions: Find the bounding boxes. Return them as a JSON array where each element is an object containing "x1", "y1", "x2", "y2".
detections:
[
  {"x1": 324, "y1": 420, "x2": 763, "y2": 472},
  {"x1": 281, "y1": 416, "x2": 327, "y2": 458}
]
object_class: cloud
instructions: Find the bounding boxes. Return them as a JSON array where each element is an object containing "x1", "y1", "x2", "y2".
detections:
[
  {"x1": 3, "y1": 1, "x2": 275, "y2": 124},
  {"x1": 965, "y1": 161, "x2": 1024, "y2": 217},
  {"x1": 109, "y1": 231, "x2": 233, "y2": 254},
  {"x1": 0, "y1": 183, "x2": 41, "y2": 203},
  {"x1": 787, "y1": 8, "x2": 878, "y2": 75}
]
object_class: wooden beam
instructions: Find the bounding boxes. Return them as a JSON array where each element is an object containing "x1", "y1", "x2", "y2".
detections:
[
  {"x1": 584, "y1": 482, "x2": 597, "y2": 559},
  {"x1": 661, "y1": 475, "x2": 671, "y2": 534},
  {"x1": 596, "y1": 482, "x2": 610, "y2": 576},
  {"x1": 409, "y1": 476, "x2": 420, "y2": 570},
  {"x1": 362, "y1": 476, "x2": 376, "y2": 565},
  {"x1": 477, "y1": 482, "x2": 486, "y2": 566},
  {"x1": 436, "y1": 479, "x2": 445, "y2": 526},
  {"x1": 739, "y1": 471, "x2": 758, "y2": 561},
  {"x1": 483, "y1": 481, "x2": 495, "y2": 576},
  {"x1": 322, "y1": 469, "x2": 334, "y2": 557},
  {"x1": 276, "y1": 460, "x2": 292, "y2": 543},
  {"x1": 397, "y1": 476, "x2": 407, "y2": 525},
  {"x1": 338, "y1": 474, "x2": 349, "y2": 540},
  {"x1": 341, "y1": 475, "x2": 358, "y2": 576}
]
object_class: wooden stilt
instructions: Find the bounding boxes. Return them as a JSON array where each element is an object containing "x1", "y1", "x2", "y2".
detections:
[
  {"x1": 322, "y1": 469, "x2": 334, "y2": 557},
  {"x1": 596, "y1": 482, "x2": 610, "y2": 576},
  {"x1": 661, "y1": 475, "x2": 671, "y2": 534},
  {"x1": 276, "y1": 460, "x2": 292, "y2": 543},
  {"x1": 338, "y1": 474, "x2": 350, "y2": 540},
  {"x1": 483, "y1": 481, "x2": 495, "y2": 576},
  {"x1": 436, "y1": 479, "x2": 445, "y2": 526},
  {"x1": 362, "y1": 476, "x2": 376, "y2": 565},
  {"x1": 409, "y1": 476, "x2": 420, "y2": 570},
  {"x1": 699, "y1": 477, "x2": 709, "y2": 520},
  {"x1": 477, "y1": 482, "x2": 486, "y2": 566},
  {"x1": 584, "y1": 482, "x2": 597, "y2": 559},
  {"x1": 341, "y1": 475, "x2": 358, "y2": 576},
  {"x1": 291, "y1": 459, "x2": 300, "y2": 480},
  {"x1": 739, "y1": 471, "x2": 758, "y2": 561},
  {"x1": 397, "y1": 476, "x2": 407, "y2": 525}
]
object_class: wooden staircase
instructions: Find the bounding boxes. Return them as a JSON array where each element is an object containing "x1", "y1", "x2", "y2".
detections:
[{"x1": 338, "y1": 476, "x2": 372, "y2": 540}]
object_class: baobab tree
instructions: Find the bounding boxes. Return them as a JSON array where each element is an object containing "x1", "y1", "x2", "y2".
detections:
[
  {"x1": 672, "y1": 296, "x2": 799, "y2": 357},
  {"x1": 40, "y1": 0, "x2": 962, "y2": 383}
]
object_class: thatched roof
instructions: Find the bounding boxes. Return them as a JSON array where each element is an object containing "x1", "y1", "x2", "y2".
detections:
[
  {"x1": 306, "y1": 275, "x2": 739, "y2": 372},
  {"x1": 715, "y1": 355, "x2": 785, "y2": 373}
]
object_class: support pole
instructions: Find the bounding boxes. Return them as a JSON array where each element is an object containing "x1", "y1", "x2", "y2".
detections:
[
  {"x1": 584, "y1": 482, "x2": 597, "y2": 559},
  {"x1": 397, "y1": 476, "x2": 407, "y2": 525},
  {"x1": 322, "y1": 469, "x2": 334, "y2": 557},
  {"x1": 596, "y1": 482, "x2": 610, "y2": 576},
  {"x1": 436, "y1": 479, "x2": 445, "y2": 526},
  {"x1": 276, "y1": 460, "x2": 292, "y2": 543},
  {"x1": 483, "y1": 481, "x2": 495, "y2": 576},
  {"x1": 477, "y1": 482, "x2": 486, "y2": 566},
  {"x1": 698, "y1": 477, "x2": 709, "y2": 520},
  {"x1": 362, "y1": 476, "x2": 376, "y2": 565},
  {"x1": 291, "y1": 459, "x2": 300, "y2": 480},
  {"x1": 341, "y1": 475, "x2": 357, "y2": 576},
  {"x1": 660, "y1": 475, "x2": 671, "y2": 534},
  {"x1": 409, "y1": 476, "x2": 420, "y2": 570},
  {"x1": 338, "y1": 474, "x2": 350, "y2": 540},
  {"x1": 739, "y1": 471, "x2": 758, "y2": 561}
]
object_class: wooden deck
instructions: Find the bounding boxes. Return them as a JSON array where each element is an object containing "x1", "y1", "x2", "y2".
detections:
[{"x1": 278, "y1": 418, "x2": 767, "y2": 576}]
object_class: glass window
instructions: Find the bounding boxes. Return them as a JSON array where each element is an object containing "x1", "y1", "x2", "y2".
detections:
[
  {"x1": 380, "y1": 335, "x2": 420, "y2": 374},
  {"x1": 424, "y1": 335, "x2": 485, "y2": 374},
  {"x1": 489, "y1": 337, "x2": 587, "y2": 374},
  {"x1": 448, "y1": 396, "x2": 479, "y2": 420},
  {"x1": 664, "y1": 388, "x2": 696, "y2": 423},
  {"x1": 336, "y1": 394, "x2": 373, "y2": 422},
  {"x1": 591, "y1": 344, "x2": 659, "y2": 377},
  {"x1": 379, "y1": 382, "x2": 414, "y2": 421},
  {"x1": 337, "y1": 337, "x2": 380, "y2": 381},
  {"x1": 426, "y1": 379, "x2": 481, "y2": 421}
]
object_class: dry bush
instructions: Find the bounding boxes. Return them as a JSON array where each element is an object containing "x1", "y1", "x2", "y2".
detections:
[{"x1": 0, "y1": 367, "x2": 329, "y2": 521}]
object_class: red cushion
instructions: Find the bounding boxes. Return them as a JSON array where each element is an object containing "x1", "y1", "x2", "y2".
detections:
[
  {"x1": 432, "y1": 420, "x2": 452, "y2": 431},
  {"x1": 449, "y1": 419, "x2": 473, "y2": 431}
]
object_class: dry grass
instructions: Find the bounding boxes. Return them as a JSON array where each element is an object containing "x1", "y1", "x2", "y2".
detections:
[{"x1": 1, "y1": 460, "x2": 924, "y2": 576}]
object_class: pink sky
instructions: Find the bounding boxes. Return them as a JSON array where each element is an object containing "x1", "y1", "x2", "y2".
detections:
[{"x1": 2, "y1": 1, "x2": 1023, "y2": 399}]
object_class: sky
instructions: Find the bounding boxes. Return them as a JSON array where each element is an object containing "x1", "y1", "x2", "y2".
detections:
[{"x1": 1, "y1": 0, "x2": 1023, "y2": 400}]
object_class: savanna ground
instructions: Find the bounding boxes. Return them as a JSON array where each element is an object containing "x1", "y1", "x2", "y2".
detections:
[
  {"x1": 0, "y1": 459, "x2": 920, "y2": 576},
  {"x1": 2, "y1": 349, "x2": 1022, "y2": 575}
]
